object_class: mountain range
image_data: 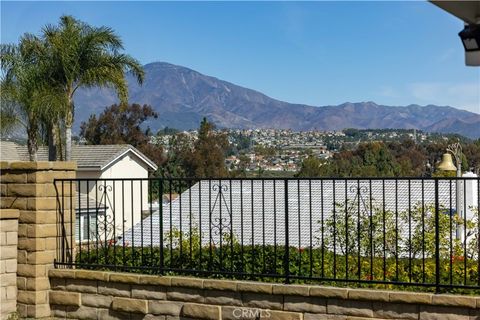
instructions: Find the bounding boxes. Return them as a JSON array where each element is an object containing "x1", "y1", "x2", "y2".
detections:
[{"x1": 74, "y1": 62, "x2": 480, "y2": 138}]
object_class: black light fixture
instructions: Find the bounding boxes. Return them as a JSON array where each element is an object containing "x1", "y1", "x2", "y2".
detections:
[{"x1": 458, "y1": 24, "x2": 480, "y2": 51}]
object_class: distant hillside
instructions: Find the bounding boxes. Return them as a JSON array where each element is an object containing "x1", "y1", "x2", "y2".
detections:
[{"x1": 73, "y1": 62, "x2": 480, "y2": 138}]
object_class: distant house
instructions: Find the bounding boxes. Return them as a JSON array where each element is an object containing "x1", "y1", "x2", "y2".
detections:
[{"x1": 0, "y1": 141, "x2": 158, "y2": 242}]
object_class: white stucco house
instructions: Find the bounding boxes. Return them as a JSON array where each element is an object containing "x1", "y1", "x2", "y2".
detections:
[{"x1": 0, "y1": 141, "x2": 158, "y2": 242}]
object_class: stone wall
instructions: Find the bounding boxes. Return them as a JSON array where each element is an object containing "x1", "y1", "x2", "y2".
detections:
[
  {"x1": 49, "y1": 269, "x2": 479, "y2": 320},
  {"x1": 0, "y1": 209, "x2": 19, "y2": 319},
  {"x1": 0, "y1": 161, "x2": 76, "y2": 319}
]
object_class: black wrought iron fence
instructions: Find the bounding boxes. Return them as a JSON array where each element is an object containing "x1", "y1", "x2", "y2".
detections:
[{"x1": 54, "y1": 177, "x2": 480, "y2": 291}]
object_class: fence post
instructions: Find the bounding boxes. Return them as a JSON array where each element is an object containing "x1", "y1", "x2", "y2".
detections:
[
  {"x1": 159, "y1": 178, "x2": 164, "y2": 275},
  {"x1": 434, "y1": 179, "x2": 440, "y2": 293},
  {"x1": 284, "y1": 179, "x2": 290, "y2": 284}
]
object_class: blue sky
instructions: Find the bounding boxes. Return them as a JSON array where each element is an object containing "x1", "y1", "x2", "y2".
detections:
[{"x1": 1, "y1": 1, "x2": 479, "y2": 114}]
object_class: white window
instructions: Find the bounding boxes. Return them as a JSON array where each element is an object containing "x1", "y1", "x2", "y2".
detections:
[{"x1": 75, "y1": 212, "x2": 104, "y2": 242}]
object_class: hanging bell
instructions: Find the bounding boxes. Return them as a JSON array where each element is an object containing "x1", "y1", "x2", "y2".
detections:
[{"x1": 437, "y1": 153, "x2": 457, "y2": 171}]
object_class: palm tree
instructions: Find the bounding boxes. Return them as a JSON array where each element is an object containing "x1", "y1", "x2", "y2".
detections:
[
  {"x1": 0, "y1": 35, "x2": 66, "y2": 160},
  {"x1": 41, "y1": 15, "x2": 144, "y2": 160}
]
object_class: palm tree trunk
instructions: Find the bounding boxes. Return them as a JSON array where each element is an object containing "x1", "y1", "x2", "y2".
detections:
[
  {"x1": 57, "y1": 124, "x2": 64, "y2": 161},
  {"x1": 48, "y1": 124, "x2": 57, "y2": 161},
  {"x1": 65, "y1": 105, "x2": 73, "y2": 161},
  {"x1": 27, "y1": 128, "x2": 38, "y2": 161}
]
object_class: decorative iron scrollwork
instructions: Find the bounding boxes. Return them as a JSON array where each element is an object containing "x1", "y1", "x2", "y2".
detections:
[
  {"x1": 209, "y1": 183, "x2": 232, "y2": 246},
  {"x1": 90, "y1": 183, "x2": 116, "y2": 244}
]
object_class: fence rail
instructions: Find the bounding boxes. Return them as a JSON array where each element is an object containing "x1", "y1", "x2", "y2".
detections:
[{"x1": 55, "y1": 177, "x2": 480, "y2": 291}]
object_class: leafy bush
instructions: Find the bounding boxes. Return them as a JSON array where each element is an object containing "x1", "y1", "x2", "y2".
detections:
[{"x1": 76, "y1": 203, "x2": 480, "y2": 294}]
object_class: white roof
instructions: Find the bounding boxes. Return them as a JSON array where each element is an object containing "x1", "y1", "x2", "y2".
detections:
[{"x1": 122, "y1": 179, "x2": 470, "y2": 248}]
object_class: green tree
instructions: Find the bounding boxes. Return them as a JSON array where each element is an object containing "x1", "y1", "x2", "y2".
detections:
[
  {"x1": 41, "y1": 15, "x2": 144, "y2": 160},
  {"x1": 296, "y1": 156, "x2": 325, "y2": 177},
  {"x1": 182, "y1": 118, "x2": 229, "y2": 178},
  {"x1": 1, "y1": 35, "x2": 65, "y2": 160},
  {"x1": 80, "y1": 103, "x2": 164, "y2": 165}
]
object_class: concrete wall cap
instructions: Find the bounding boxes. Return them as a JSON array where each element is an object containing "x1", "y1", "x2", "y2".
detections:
[
  {"x1": 49, "y1": 269, "x2": 76, "y2": 279},
  {"x1": 1, "y1": 161, "x2": 77, "y2": 171},
  {"x1": 0, "y1": 208, "x2": 19, "y2": 219}
]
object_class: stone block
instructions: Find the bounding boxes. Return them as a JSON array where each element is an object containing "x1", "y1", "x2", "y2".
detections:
[
  {"x1": 17, "y1": 250, "x2": 27, "y2": 263},
  {"x1": 27, "y1": 171, "x2": 58, "y2": 183},
  {"x1": 18, "y1": 238, "x2": 45, "y2": 251},
  {"x1": 82, "y1": 293, "x2": 113, "y2": 308},
  {"x1": 112, "y1": 297, "x2": 148, "y2": 314},
  {"x1": 17, "y1": 224, "x2": 27, "y2": 238},
  {"x1": 17, "y1": 277, "x2": 26, "y2": 290},
  {"x1": 98, "y1": 281, "x2": 131, "y2": 297},
  {"x1": 0, "y1": 220, "x2": 17, "y2": 232},
  {"x1": 19, "y1": 210, "x2": 57, "y2": 224},
  {"x1": 0, "y1": 232, "x2": 6, "y2": 246},
  {"x1": 26, "y1": 303, "x2": 51, "y2": 318},
  {"x1": 109, "y1": 272, "x2": 140, "y2": 284},
  {"x1": 5, "y1": 258, "x2": 17, "y2": 273},
  {"x1": 262, "y1": 310, "x2": 303, "y2": 320},
  {"x1": 2, "y1": 172, "x2": 27, "y2": 183},
  {"x1": 284, "y1": 295, "x2": 327, "y2": 314},
  {"x1": 0, "y1": 197, "x2": 27, "y2": 210},
  {"x1": 26, "y1": 277, "x2": 50, "y2": 291},
  {"x1": 7, "y1": 184, "x2": 38, "y2": 197},
  {"x1": 237, "y1": 281, "x2": 272, "y2": 294},
  {"x1": 373, "y1": 302, "x2": 419, "y2": 320},
  {"x1": 51, "y1": 305, "x2": 67, "y2": 319},
  {"x1": 304, "y1": 314, "x2": 347, "y2": 320},
  {"x1": 139, "y1": 274, "x2": 172, "y2": 286},
  {"x1": 44, "y1": 237, "x2": 57, "y2": 250},
  {"x1": 26, "y1": 223, "x2": 57, "y2": 238},
  {"x1": 203, "y1": 279, "x2": 237, "y2": 291},
  {"x1": 419, "y1": 305, "x2": 469, "y2": 320},
  {"x1": 167, "y1": 287, "x2": 204, "y2": 303},
  {"x1": 348, "y1": 289, "x2": 389, "y2": 302},
  {"x1": 432, "y1": 294, "x2": 476, "y2": 309},
  {"x1": 0, "y1": 208, "x2": 19, "y2": 219},
  {"x1": 272, "y1": 284, "x2": 310, "y2": 296},
  {"x1": 327, "y1": 299, "x2": 373, "y2": 318},
  {"x1": 6, "y1": 286, "x2": 16, "y2": 300},
  {"x1": 242, "y1": 292, "x2": 283, "y2": 310},
  {"x1": 181, "y1": 303, "x2": 221, "y2": 320},
  {"x1": 26, "y1": 250, "x2": 55, "y2": 264},
  {"x1": 310, "y1": 286, "x2": 349, "y2": 299},
  {"x1": 49, "y1": 291, "x2": 81, "y2": 306},
  {"x1": 143, "y1": 315, "x2": 167, "y2": 320},
  {"x1": 17, "y1": 290, "x2": 48, "y2": 304},
  {"x1": 75, "y1": 269, "x2": 109, "y2": 281},
  {"x1": 204, "y1": 289, "x2": 242, "y2": 306},
  {"x1": 16, "y1": 303, "x2": 27, "y2": 318},
  {"x1": 148, "y1": 300, "x2": 183, "y2": 316},
  {"x1": 171, "y1": 276, "x2": 204, "y2": 289},
  {"x1": 66, "y1": 305, "x2": 97, "y2": 320},
  {"x1": 390, "y1": 291, "x2": 431, "y2": 305},
  {"x1": 0, "y1": 273, "x2": 17, "y2": 286},
  {"x1": 49, "y1": 268, "x2": 75, "y2": 279},
  {"x1": 132, "y1": 284, "x2": 167, "y2": 300},
  {"x1": 27, "y1": 197, "x2": 57, "y2": 210},
  {"x1": 66, "y1": 278, "x2": 98, "y2": 293},
  {"x1": 9, "y1": 162, "x2": 50, "y2": 170},
  {"x1": 97, "y1": 308, "x2": 131, "y2": 320},
  {"x1": 222, "y1": 306, "x2": 265, "y2": 320},
  {"x1": 6, "y1": 231, "x2": 17, "y2": 244}
]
